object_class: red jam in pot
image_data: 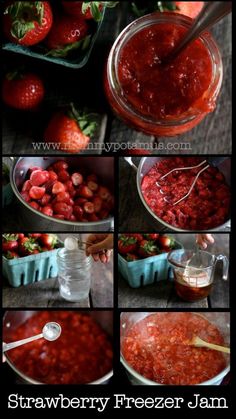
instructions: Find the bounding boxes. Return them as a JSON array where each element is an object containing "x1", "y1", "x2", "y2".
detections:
[
  {"x1": 5, "y1": 311, "x2": 113, "y2": 384},
  {"x1": 122, "y1": 313, "x2": 227, "y2": 385},
  {"x1": 118, "y1": 24, "x2": 213, "y2": 119},
  {"x1": 105, "y1": 13, "x2": 222, "y2": 136},
  {"x1": 141, "y1": 157, "x2": 230, "y2": 230}
]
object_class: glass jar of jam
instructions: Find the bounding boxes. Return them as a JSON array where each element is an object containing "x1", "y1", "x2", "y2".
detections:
[
  {"x1": 57, "y1": 248, "x2": 92, "y2": 302},
  {"x1": 104, "y1": 12, "x2": 223, "y2": 137}
]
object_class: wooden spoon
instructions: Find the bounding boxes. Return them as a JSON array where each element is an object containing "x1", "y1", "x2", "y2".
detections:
[{"x1": 191, "y1": 336, "x2": 230, "y2": 354}]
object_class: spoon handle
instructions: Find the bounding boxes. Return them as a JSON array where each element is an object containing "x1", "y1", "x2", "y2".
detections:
[
  {"x1": 193, "y1": 336, "x2": 230, "y2": 354},
  {"x1": 3, "y1": 333, "x2": 43, "y2": 352},
  {"x1": 168, "y1": 1, "x2": 232, "y2": 61}
]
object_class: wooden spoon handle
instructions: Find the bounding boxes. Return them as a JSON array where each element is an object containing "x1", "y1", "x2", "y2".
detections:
[{"x1": 193, "y1": 337, "x2": 230, "y2": 354}]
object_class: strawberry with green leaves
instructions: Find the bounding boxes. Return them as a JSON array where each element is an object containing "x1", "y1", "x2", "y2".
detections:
[
  {"x1": 38, "y1": 234, "x2": 58, "y2": 250},
  {"x1": 3, "y1": 1, "x2": 53, "y2": 46},
  {"x1": 62, "y1": 2, "x2": 119, "y2": 22},
  {"x1": 2, "y1": 234, "x2": 19, "y2": 252},
  {"x1": 2, "y1": 71, "x2": 45, "y2": 111},
  {"x1": 18, "y1": 236, "x2": 41, "y2": 256},
  {"x1": 44, "y1": 104, "x2": 97, "y2": 153},
  {"x1": 45, "y1": 14, "x2": 89, "y2": 57},
  {"x1": 138, "y1": 240, "x2": 159, "y2": 258},
  {"x1": 118, "y1": 236, "x2": 137, "y2": 255},
  {"x1": 158, "y1": 235, "x2": 175, "y2": 249},
  {"x1": 125, "y1": 233, "x2": 143, "y2": 242}
]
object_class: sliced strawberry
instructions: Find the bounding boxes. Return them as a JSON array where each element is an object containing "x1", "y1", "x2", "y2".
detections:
[
  {"x1": 52, "y1": 181, "x2": 65, "y2": 195},
  {"x1": 83, "y1": 202, "x2": 95, "y2": 214},
  {"x1": 30, "y1": 170, "x2": 49, "y2": 186},
  {"x1": 78, "y1": 185, "x2": 93, "y2": 199},
  {"x1": 29, "y1": 186, "x2": 45, "y2": 200},
  {"x1": 71, "y1": 173, "x2": 83, "y2": 186}
]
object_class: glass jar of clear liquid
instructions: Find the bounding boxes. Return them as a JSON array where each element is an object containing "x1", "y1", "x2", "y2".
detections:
[{"x1": 57, "y1": 248, "x2": 92, "y2": 302}]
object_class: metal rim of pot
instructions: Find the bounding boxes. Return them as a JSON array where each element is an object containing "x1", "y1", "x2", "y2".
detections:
[
  {"x1": 124, "y1": 157, "x2": 231, "y2": 232},
  {"x1": 10, "y1": 157, "x2": 114, "y2": 228}
]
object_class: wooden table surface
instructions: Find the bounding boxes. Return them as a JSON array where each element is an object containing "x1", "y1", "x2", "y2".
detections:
[
  {"x1": 118, "y1": 233, "x2": 229, "y2": 308},
  {"x1": 3, "y1": 234, "x2": 114, "y2": 308},
  {"x1": 2, "y1": 3, "x2": 232, "y2": 155}
]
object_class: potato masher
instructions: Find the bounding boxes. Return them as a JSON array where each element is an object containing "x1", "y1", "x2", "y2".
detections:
[{"x1": 156, "y1": 157, "x2": 226, "y2": 206}]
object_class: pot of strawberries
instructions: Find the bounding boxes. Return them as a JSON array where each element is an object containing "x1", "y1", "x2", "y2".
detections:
[
  {"x1": 118, "y1": 233, "x2": 183, "y2": 288},
  {"x1": 10, "y1": 157, "x2": 114, "y2": 231}
]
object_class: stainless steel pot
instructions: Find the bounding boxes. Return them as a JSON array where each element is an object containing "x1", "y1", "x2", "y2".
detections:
[
  {"x1": 124, "y1": 157, "x2": 231, "y2": 232},
  {"x1": 3, "y1": 310, "x2": 113, "y2": 385},
  {"x1": 120, "y1": 312, "x2": 230, "y2": 386},
  {"x1": 11, "y1": 157, "x2": 114, "y2": 231}
]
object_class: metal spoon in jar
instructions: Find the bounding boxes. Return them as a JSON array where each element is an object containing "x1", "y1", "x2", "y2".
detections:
[
  {"x1": 164, "y1": 1, "x2": 232, "y2": 63},
  {"x1": 190, "y1": 336, "x2": 230, "y2": 354},
  {"x1": 2, "y1": 322, "x2": 61, "y2": 353}
]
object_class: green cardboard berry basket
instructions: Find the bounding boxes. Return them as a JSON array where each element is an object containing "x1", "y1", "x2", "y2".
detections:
[
  {"x1": 2, "y1": 10, "x2": 105, "y2": 69},
  {"x1": 118, "y1": 240, "x2": 183, "y2": 288},
  {"x1": 2, "y1": 242, "x2": 64, "y2": 287}
]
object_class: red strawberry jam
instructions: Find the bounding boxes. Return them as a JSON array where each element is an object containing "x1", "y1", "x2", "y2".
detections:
[
  {"x1": 105, "y1": 13, "x2": 222, "y2": 136},
  {"x1": 122, "y1": 312, "x2": 228, "y2": 385},
  {"x1": 4, "y1": 311, "x2": 113, "y2": 384}
]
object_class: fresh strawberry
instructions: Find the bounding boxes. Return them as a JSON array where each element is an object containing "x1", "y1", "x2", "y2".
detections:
[
  {"x1": 29, "y1": 186, "x2": 45, "y2": 200},
  {"x1": 53, "y1": 202, "x2": 73, "y2": 219},
  {"x1": 126, "y1": 253, "x2": 139, "y2": 262},
  {"x1": 52, "y1": 161, "x2": 69, "y2": 172},
  {"x1": 45, "y1": 14, "x2": 88, "y2": 56},
  {"x1": 175, "y1": 2, "x2": 204, "y2": 19},
  {"x1": 158, "y1": 235, "x2": 175, "y2": 249},
  {"x1": 3, "y1": 1, "x2": 53, "y2": 46},
  {"x1": 92, "y1": 196, "x2": 102, "y2": 213},
  {"x1": 52, "y1": 181, "x2": 66, "y2": 195},
  {"x1": 22, "y1": 180, "x2": 32, "y2": 192},
  {"x1": 71, "y1": 173, "x2": 83, "y2": 186},
  {"x1": 5, "y1": 250, "x2": 19, "y2": 259},
  {"x1": 62, "y1": 2, "x2": 118, "y2": 21},
  {"x1": 78, "y1": 185, "x2": 93, "y2": 199},
  {"x1": 20, "y1": 191, "x2": 31, "y2": 202},
  {"x1": 2, "y1": 234, "x2": 19, "y2": 252},
  {"x1": 29, "y1": 201, "x2": 40, "y2": 210},
  {"x1": 57, "y1": 170, "x2": 70, "y2": 183},
  {"x1": 39, "y1": 234, "x2": 57, "y2": 249},
  {"x1": 98, "y1": 186, "x2": 110, "y2": 200},
  {"x1": 87, "y1": 180, "x2": 98, "y2": 191},
  {"x1": 2, "y1": 71, "x2": 45, "y2": 110},
  {"x1": 144, "y1": 234, "x2": 159, "y2": 241},
  {"x1": 44, "y1": 104, "x2": 97, "y2": 153},
  {"x1": 83, "y1": 201, "x2": 95, "y2": 214},
  {"x1": 125, "y1": 233, "x2": 143, "y2": 242},
  {"x1": 73, "y1": 205, "x2": 84, "y2": 220},
  {"x1": 15, "y1": 233, "x2": 25, "y2": 239},
  {"x1": 30, "y1": 170, "x2": 49, "y2": 186},
  {"x1": 18, "y1": 236, "x2": 39, "y2": 256},
  {"x1": 118, "y1": 236, "x2": 137, "y2": 255},
  {"x1": 138, "y1": 240, "x2": 159, "y2": 258},
  {"x1": 41, "y1": 205, "x2": 53, "y2": 216}
]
